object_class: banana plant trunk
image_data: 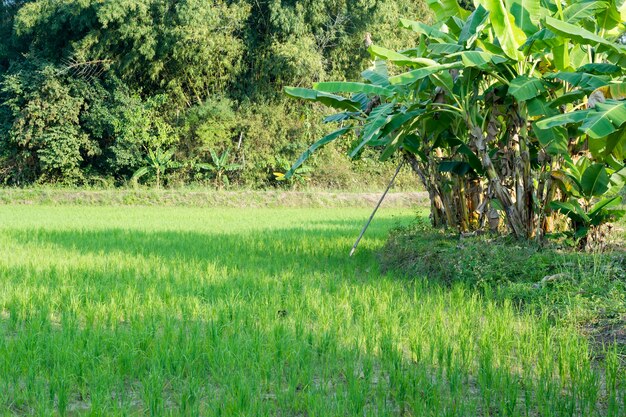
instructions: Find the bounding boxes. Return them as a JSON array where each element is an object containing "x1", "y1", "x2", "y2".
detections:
[{"x1": 404, "y1": 152, "x2": 485, "y2": 232}]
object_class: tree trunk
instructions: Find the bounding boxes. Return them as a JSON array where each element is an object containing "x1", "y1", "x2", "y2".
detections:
[
  {"x1": 404, "y1": 153, "x2": 446, "y2": 228},
  {"x1": 470, "y1": 124, "x2": 527, "y2": 238}
]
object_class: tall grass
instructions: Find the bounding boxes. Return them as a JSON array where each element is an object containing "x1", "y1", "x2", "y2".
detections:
[{"x1": 0, "y1": 206, "x2": 623, "y2": 415}]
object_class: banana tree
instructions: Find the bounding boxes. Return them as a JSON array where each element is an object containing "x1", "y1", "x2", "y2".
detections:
[
  {"x1": 131, "y1": 147, "x2": 179, "y2": 189},
  {"x1": 285, "y1": 0, "x2": 626, "y2": 245},
  {"x1": 273, "y1": 157, "x2": 313, "y2": 188},
  {"x1": 197, "y1": 147, "x2": 242, "y2": 189},
  {"x1": 547, "y1": 155, "x2": 625, "y2": 246}
]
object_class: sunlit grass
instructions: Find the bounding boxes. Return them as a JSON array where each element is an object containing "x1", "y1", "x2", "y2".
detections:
[{"x1": 0, "y1": 205, "x2": 623, "y2": 416}]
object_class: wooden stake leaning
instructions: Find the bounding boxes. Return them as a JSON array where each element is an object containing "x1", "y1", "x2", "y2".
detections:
[{"x1": 349, "y1": 160, "x2": 404, "y2": 257}]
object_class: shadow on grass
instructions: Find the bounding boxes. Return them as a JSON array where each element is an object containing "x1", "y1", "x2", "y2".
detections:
[{"x1": 4, "y1": 213, "x2": 417, "y2": 266}]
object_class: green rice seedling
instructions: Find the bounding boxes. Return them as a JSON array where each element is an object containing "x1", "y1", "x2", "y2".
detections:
[{"x1": 0, "y1": 205, "x2": 624, "y2": 415}]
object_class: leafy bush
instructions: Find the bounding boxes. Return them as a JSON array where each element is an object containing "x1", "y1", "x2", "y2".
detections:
[
  {"x1": 178, "y1": 97, "x2": 237, "y2": 156},
  {"x1": 1, "y1": 65, "x2": 97, "y2": 184}
]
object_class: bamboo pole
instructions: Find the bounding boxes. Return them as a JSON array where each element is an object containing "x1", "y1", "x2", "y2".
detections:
[{"x1": 349, "y1": 160, "x2": 404, "y2": 257}]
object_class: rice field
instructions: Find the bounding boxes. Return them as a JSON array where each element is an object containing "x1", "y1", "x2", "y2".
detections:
[{"x1": 0, "y1": 205, "x2": 624, "y2": 416}]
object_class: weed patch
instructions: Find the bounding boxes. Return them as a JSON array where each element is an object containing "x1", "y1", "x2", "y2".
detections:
[{"x1": 382, "y1": 220, "x2": 626, "y2": 349}]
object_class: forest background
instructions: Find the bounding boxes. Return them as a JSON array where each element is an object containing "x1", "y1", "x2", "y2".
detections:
[{"x1": 0, "y1": 0, "x2": 430, "y2": 189}]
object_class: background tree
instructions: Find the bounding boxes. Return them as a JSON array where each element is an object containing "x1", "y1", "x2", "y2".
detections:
[{"x1": 0, "y1": 0, "x2": 430, "y2": 188}]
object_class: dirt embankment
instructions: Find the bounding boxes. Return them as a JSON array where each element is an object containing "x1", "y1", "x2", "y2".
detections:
[{"x1": 0, "y1": 189, "x2": 429, "y2": 208}]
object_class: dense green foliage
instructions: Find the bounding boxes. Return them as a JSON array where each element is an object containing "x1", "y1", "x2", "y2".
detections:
[
  {"x1": 286, "y1": 0, "x2": 626, "y2": 245},
  {"x1": 0, "y1": 0, "x2": 429, "y2": 187},
  {"x1": 1, "y1": 204, "x2": 625, "y2": 415}
]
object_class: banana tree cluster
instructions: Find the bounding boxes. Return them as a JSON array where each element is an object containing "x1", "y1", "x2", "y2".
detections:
[
  {"x1": 285, "y1": 0, "x2": 626, "y2": 246},
  {"x1": 131, "y1": 148, "x2": 179, "y2": 189}
]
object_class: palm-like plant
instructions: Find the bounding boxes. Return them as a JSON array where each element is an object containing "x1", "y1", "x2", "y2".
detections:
[
  {"x1": 131, "y1": 148, "x2": 179, "y2": 189},
  {"x1": 273, "y1": 157, "x2": 313, "y2": 187},
  {"x1": 549, "y1": 156, "x2": 625, "y2": 245},
  {"x1": 197, "y1": 147, "x2": 242, "y2": 189},
  {"x1": 284, "y1": 0, "x2": 626, "y2": 245}
]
